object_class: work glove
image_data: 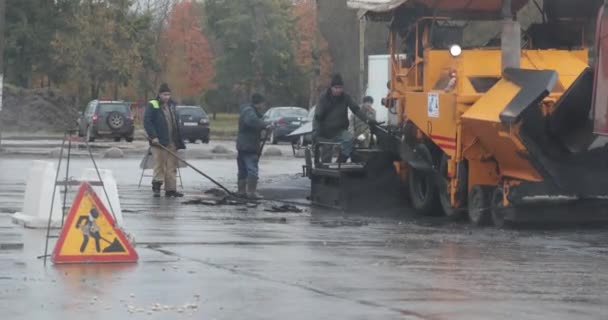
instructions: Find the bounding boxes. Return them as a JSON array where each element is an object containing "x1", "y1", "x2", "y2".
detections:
[{"x1": 150, "y1": 138, "x2": 160, "y2": 146}]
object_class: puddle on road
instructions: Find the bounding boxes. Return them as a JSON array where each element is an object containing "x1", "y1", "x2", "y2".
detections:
[
  {"x1": 311, "y1": 219, "x2": 370, "y2": 228},
  {"x1": 53, "y1": 263, "x2": 138, "y2": 279}
]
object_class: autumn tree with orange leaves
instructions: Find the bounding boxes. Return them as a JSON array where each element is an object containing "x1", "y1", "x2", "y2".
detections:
[
  {"x1": 293, "y1": 0, "x2": 333, "y2": 106},
  {"x1": 160, "y1": 1, "x2": 214, "y2": 101},
  {"x1": 3, "y1": 0, "x2": 337, "y2": 114}
]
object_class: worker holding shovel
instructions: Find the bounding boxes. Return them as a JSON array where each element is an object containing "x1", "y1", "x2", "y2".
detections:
[
  {"x1": 76, "y1": 208, "x2": 102, "y2": 253},
  {"x1": 236, "y1": 93, "x2": 271, "y2": 199},
  {"x1": 143, "y1": 83, "x2": 186, "y2": 198},
  {"x1": 75, "y1": 207, "x2": 127, "y2": 254}
]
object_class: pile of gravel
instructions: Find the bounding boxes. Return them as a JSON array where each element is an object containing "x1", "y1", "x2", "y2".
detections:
[{"x1": 1, "y1": 84, "x2": 79, "y2": 132}]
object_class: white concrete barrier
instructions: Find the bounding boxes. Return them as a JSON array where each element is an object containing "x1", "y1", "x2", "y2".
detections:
[
  {"x1": 12, "y1": 160, "x2": 63, "y2": 228},
  {"x1": 79, "y1": 169, "x2": 124, "y2": 227}
]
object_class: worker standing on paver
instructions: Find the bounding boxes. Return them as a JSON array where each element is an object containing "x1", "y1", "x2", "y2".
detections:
[
  {"x1": 144, "y1": 83, "x2": 186, "y2": 198},
  {"x1": 313, "y1": 74, "x2": 378, "y2": 163},
  {"x1": 236, "y1": 93, "x2": 270, "y2": 199},
  {"x1": 349, "y1": 96, "x2": 377, "y2": 148}
]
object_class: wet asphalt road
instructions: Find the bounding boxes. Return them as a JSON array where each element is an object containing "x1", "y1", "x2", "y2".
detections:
[{"x1": 0, "y1": 153, "x2": 607, "y2": 320}]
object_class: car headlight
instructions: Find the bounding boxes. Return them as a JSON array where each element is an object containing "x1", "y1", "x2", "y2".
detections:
[
  {"x1": 357, "y1": 134, "x2": 366, "y2": 142},
  {"x1": 199, "y1": 119, "x2": 209, "y2": 125},
  {"x1": 449, "y1": 44, "x2": 462, "y2": 57}
]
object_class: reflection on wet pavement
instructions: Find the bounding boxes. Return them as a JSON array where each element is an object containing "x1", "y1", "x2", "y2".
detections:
[{"x1": 1, "y1": 157, "x2": 607, "y2": 320}]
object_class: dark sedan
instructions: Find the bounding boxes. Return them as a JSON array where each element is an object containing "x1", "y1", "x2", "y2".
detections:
[
  {"x1": 176, "y1": 106, "x2": 210, "y2": 144},
  {"x1": 263, "y1": 106, "x2": 309, "y2": 144}
]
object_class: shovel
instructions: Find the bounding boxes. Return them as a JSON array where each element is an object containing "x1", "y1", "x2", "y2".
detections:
[{"x1": 100, "y1": 235, "x2": 126, "y2": 253}]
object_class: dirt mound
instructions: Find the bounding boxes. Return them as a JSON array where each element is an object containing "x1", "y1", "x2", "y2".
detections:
[{"x1": 1, "y1": 85, "x2": 79, "y2": 132}]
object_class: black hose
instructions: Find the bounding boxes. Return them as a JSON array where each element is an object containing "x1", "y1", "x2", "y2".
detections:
[
  {"x1": 152, "y1": 141, "x2": 234, "y2": 195},
  {"x1": 145, "y1": 136, "x2": 310, "y2": 208}
]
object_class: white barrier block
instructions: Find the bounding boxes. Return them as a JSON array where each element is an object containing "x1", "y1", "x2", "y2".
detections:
[
  {"x1": 12, "y1": 160, "x2": 63, "y2": 228},
  {"x1": 79, "y1": 169, "x2": 124, "y2": 227}
]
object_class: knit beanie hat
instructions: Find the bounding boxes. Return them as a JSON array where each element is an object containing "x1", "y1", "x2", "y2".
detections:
[
  {"x1": 251, "y1": 93, "x2": 265, "y2": 104},
  {"x1": 331, "y1": 74, "x2": 344, "y2": 87},
  {"x1": 158, "y1": 83, "x2": 171, "y2": 94}
]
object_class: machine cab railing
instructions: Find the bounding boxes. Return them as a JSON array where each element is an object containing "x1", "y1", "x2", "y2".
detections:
[{"x1": 390, "y1": 16, "x2": 460, "y2": 92}]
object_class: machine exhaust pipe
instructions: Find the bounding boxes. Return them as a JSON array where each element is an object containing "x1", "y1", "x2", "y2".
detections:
[{"x1": 501, "y1": 0, "x2": 521, "y2": 71}]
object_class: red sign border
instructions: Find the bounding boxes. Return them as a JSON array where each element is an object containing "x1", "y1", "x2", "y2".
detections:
[{"x1": 52, "y1": 182, "x2": 138, "y2": 264}]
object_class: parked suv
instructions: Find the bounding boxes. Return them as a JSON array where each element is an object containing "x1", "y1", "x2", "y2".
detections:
[
  {"x1": 176, "y1": 105, "x2": 210, "y2": 143},
  {"x1": 78, "y1": 100, "x2": 135, "y2": 142}
]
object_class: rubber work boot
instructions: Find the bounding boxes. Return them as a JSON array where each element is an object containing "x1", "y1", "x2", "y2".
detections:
[
  {"x1": 236, "y1": 179, "x2": 247, "y2": 198},
  {"x1": 152, "y1": 181, "x2": 162, "y2": 198},
  {"x1": 246, "y1": 178, "x2": 263, "y2": 200},
  {"x1": 166, "y1": 190, "x2": 184, "y2": 198}
]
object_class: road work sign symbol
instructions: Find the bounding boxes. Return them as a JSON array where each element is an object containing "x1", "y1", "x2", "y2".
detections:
[{"x1": 52, "y1": 183, "x2": 138, "y2": 264}]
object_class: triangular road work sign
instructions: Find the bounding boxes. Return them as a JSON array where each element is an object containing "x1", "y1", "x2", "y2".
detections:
[{"x1": 52, "y1": 183, "x2": 138, "y2": 264}]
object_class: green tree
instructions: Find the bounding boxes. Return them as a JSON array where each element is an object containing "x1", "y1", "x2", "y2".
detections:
[
  {"x1": 51, "y1": 0, "x2": 149, "y2": 101},
  {"x1": 204, "y1": 0, "x2": 307, "y2": 108},
  {"x1": 4, "y1": 0, "x2": 69, "y2": 87},
  {"x1": 131, "y1": 12, "x2": 160, "y2": 101},
  {"x1": 131, "y1": 0, "x2": 173, "y2": 101}
]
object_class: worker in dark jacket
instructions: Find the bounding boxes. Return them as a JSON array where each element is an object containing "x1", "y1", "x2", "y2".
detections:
[
  {"x1": 313, "y1": 74, "x2": 378, "y2": 163},
  {"x1": 236, "y1": 93, "x2": 270, "y2": 199},
  {"x1": 143, "y1": 83, "x2": 186, "y2": 198}
]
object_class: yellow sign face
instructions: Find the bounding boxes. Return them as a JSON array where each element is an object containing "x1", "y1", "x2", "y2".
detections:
[{"x1": 52, "y1": 183, "x2": 137, "y2": 264}]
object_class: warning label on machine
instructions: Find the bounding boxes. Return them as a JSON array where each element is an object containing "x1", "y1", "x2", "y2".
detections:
[{"x1": 428, "y1": 92, "x2": 439, "y2": 118}]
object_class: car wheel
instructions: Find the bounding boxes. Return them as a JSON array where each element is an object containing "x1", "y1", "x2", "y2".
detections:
[
  {"x1": 114, "y1": 137, "x2": 121, "y2": 142},
  {"x1": 189, "y1": 138, "x2": 197, "y2": 144},
  {"x1": 86, "y1": 126, "x2": 95, "y2": 142},
  {"x1": 125, "y1": 136, "x2": 134, "y2": 143},
  {"x1": 107, "y1": 112, "x2": 125, "y2": 130},
  {"x1": 203, "y1": 138, "x2": 210, "y2": 144},
  {"x1": 270, "y1": 130, "x2": 278, "y2": 145}
]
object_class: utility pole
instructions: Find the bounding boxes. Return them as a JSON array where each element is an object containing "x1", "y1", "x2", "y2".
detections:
[
  {"x1": 358, "y1": 10, "x2": 366, "y2": 100},
  {"x1": 251, "y1": 4, "x2": 266, "y2": 99},
  {"x1": 309, "y1": 0, "x2": 319, "y2": 109},
  {"x1": 0, "y1": 0, "x2": 5, "y2": 149},
  {"x1": 501, "y1": 0, "x2": 520, "y2": 71}
]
